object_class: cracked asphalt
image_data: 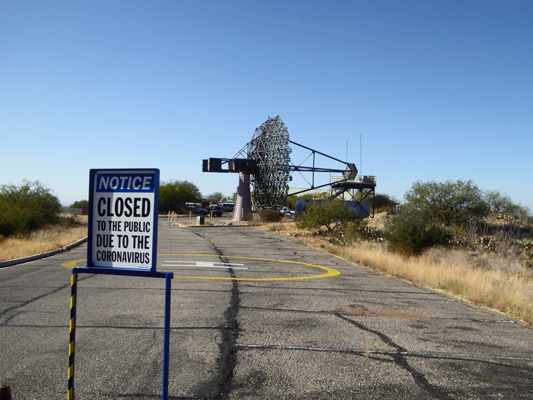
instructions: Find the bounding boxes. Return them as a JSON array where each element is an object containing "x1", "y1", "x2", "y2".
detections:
[{"x1": 1, "y1": 219, "x2": 532, "y2": 399}]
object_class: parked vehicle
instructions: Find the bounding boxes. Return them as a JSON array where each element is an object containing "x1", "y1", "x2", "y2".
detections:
[
  {"x1": 280, "y1": 207, "x2": 295, "y2": 216},
  {"x1": 219, "y1": 203, "x2": 234, "y2": 212},
  {"x1": 209, "y1": 205, "x2": 223, "y2": 216},
  {"x1": 195, "y1": 207, "x2": 209, "y2": 216}
]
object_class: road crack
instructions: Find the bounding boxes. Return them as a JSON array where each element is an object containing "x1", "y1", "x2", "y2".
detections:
[
  {"x1": 335, "y1": 313, "x2": 452, "y2": 400},
  {"x1": 0, "y1": 275, "x2": 93, "y2": 324},
  {"x1": 189, "y1": 229, "x2": 240, "y2": 399},
  {"x1": 215, "y1": 248, "x2": 240, "y2": 399}
]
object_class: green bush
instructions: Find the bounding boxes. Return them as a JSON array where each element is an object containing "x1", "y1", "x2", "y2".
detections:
[
  {"x1": 0, "y1": 181, "x2": 62, "y2": 236},
  {"x1": 341, "y1": 220, "x2": 383, "y2": 244},
  {"x1": 259, "y1": 209, "x2": 283, "y2": 222},
  {"x1": 71, "y1": 199, "x2": 88, "y2": 208},
  {"x1": 385, "y1": 210, "x2": 452, "y2": 255},
  {"x1": 296, "y1": 200, "x2": 354, "y2": 235}
]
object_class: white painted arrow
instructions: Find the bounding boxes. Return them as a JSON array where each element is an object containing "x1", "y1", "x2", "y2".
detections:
[{"x1": 162, "y1": 261, "x2": 247, "y2": 270}]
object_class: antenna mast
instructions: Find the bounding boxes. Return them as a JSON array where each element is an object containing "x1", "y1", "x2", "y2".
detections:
[{"x1": 359, "y1": 134, "x2": 362, "y2": 177}]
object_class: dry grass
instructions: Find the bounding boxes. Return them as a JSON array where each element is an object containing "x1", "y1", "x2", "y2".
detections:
[
  {"x1": 327, "y1": 241, "x2": 532, "y2": 325},
  {"x1": 259, "y1": 221, "x2": 533, "y2": 326},
  {"x1": 0, "y1": 216, "x2": 88, "y2": 262}
]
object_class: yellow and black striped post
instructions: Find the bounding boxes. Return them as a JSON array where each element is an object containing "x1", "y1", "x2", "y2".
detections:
[
  {"x1": 68, "y1": 271, "x2": 78, "y2": 400},
  {"x1": 0, "y1": 385, "x2": 12, "y2": 400}
]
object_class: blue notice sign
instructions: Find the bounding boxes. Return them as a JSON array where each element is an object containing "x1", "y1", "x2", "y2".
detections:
[{"x1": 88, "y1": 169, "x2": 160, "y2": 271}]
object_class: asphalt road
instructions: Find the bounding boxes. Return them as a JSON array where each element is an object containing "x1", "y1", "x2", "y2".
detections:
[{"x1": 1, "y1": 219, "x2": 532, "y2": 399}]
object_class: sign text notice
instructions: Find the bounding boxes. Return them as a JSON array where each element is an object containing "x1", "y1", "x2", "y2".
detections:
[{"x1": 88, "y1": 169, "x2": 159, "y2": 271}]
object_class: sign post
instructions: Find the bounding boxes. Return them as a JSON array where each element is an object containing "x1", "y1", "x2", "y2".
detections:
[{"x1": 68, "y1": 169, "x2": 173, "y2": 400}]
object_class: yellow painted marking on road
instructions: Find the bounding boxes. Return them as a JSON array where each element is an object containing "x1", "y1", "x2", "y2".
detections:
[
  {"x1": 64, "y1": 259, "x2": 84, "y2": 269},
  {"x1": 159, "y1": 254, "x2": 340, "y2": 281},
  {"x1": 61, "y1": 255, "x2": 340, "y2": 281}
]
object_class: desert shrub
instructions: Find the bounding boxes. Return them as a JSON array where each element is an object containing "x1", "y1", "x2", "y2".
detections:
[
  {"x1": 70, "y1": 199, "x2": 88, "y2": 208},
  {"x1": 296, "y1": 200, "x2": 354, "y2": 235},
  {"x1": 259, "y1": 209, "x2": 283, "y2": 222},
  {"x1": 373, "y1": 194, "x2": 399, "y2": 213},
  {"x1": 385, "y1": 210, "x2": 452, "y2": 256},
  {"x1": 0, "y1": 181, "x2": 62, "y2": 236},
  {"x1": 340, "y1": 219, "x2": 366, "y2": 242},
  {"x1": 347, "y1": 224, "x2": 384, "y2": 243},
  {"x1": 485, "y1": 190, "x2": 530, "y2": 219},
  {"x1": 59, "y1": 214, "x2": 85, "y2": 228}
]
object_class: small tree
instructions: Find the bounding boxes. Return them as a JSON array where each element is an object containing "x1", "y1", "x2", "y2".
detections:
[
  {"x1": 159, "y1": 180, "x2": 201, "y2": 212},
  {"x1": 206, "y1": 191, "x2": 224, "y2": 204},
  {"x1": 296, "y1": 200, "x2": 354, "y2": 235},
  {"x1": 404, "y1": 180, "x2": 489, "y2": 227},
  {"x1": 71, "y1": 200, "x2": 89, "y2": 208},
  {"x1": 485, "y1": 190, "x2": 530, "y2": 219}
]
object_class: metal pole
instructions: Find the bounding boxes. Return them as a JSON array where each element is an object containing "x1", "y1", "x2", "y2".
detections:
[
  {"x1": 162, "y1": 273, "x2": 173, "y2": 400},
  {"x1": 360, "y1": 134, "x2": 362, "y2": 177},
  {"x1": 289, "y1": 140, "x2": 348, "y2": 165},
  {"x1": 312, "y1": 151, "x2": 316, "y2": 188},
  {"x1": 67, "y1": 270, "x2": 78, "y2": 400},
  {"x1": 67, "y1": 268, "x2": 173, "y2": 399}
]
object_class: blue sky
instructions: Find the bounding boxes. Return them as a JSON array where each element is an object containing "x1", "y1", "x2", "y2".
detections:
[{"x1": 1, "y1": 1, "x2": 532, "y2": 210}]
